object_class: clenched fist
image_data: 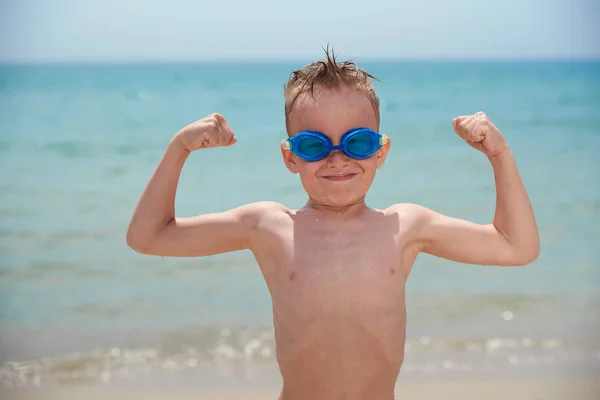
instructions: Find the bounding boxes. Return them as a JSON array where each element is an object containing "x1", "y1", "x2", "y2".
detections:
[
  {"x1": 452, "y1": 111, "x2": 507, "y2": 157},
  {"x1": 174, "y1": 113, "x2": 237, "y2": 152}
]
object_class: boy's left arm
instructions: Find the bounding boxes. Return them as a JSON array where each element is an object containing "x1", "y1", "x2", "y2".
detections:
[{"x1": 414, "y1": 111, "x2": 540, "y2": 266}]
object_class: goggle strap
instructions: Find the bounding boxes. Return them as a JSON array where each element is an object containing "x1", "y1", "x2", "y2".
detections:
[
  {"x1": 281, "y1": 139, "x2": 291, "y2": 151},
  {"x1": 380, "y1": 134, "x2": 389, "y2": 146}
]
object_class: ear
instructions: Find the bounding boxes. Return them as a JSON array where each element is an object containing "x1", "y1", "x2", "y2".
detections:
[
  {"x1": 375, "y1": 134, "x2": 391, "y2": 169},
  {"x1": 281, "y1": 140, "x2": 300, "y2": 174}
]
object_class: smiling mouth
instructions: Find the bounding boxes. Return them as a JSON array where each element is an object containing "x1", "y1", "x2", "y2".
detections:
[{"x1": 322, "y1": 173, "x2": 357, "y2": 181}]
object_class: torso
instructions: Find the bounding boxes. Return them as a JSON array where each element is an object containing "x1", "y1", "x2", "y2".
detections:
[{"x1": 250, "y1": 204, "x2": 421, "y2": 400}]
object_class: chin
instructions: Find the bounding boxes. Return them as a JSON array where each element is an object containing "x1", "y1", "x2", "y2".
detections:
[{"x1": 300, "y1": 177, "x2": 372, "y2": 207}]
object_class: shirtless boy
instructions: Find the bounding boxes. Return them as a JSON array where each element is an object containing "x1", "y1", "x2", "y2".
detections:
[{"x1": 126, "y1": 49, "x2": 540, "y2": 399}]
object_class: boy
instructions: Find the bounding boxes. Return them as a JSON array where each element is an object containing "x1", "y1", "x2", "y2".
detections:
[{"x1": 126, "y1": 49, "x2": 539, "y2": 399}]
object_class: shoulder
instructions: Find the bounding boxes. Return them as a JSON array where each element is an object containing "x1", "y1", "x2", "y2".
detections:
[
  {"x1": 383, "y1": 203, "x2": 439, "y2": 242},
  {"x1": 232, "y1": 201, "x2": 289, "y2": 217},
  {"x1": 384, "y1": 202, "x2": 434, "y2": 221},
  {"x1": 237, "y1": 201, "x2": 289, "y2": 214},
  {"x1": 232, "y1": 201, "x2": 291, "y2": 229}
]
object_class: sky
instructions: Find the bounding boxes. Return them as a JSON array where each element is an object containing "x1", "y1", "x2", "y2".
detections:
[{"x1": 0, "y1": 0, "x2": 598, "y2": 63}]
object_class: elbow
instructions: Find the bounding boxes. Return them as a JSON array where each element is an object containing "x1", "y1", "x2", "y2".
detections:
[
  {"x1": 126, "y1": 217, "x2": 173, "y2": 256},
  {"x1": 509, "y1": 243, "x2": 540, "y2": 266},
  {"x1": 126, "y1": 228, "x2": 153, "y2": 255}
]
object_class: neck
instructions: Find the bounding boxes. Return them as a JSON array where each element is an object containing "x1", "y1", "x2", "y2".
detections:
[{"x1": 302, "y1": 196, "x2": 369, "y2": 219}]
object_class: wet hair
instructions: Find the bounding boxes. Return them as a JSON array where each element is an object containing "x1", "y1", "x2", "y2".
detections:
[{"x1": 283, "y1": 45, "x2": 380, "y2": 133}]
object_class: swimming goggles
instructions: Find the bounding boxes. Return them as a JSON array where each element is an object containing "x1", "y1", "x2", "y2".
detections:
[{"x1": 281, "y1": 128, "x2": 389, "y2": 162}]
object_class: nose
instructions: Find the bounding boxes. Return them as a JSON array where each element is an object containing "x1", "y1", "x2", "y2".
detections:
[{"x1": 326, "y1": 149, "x2": 349, "y2": 168}]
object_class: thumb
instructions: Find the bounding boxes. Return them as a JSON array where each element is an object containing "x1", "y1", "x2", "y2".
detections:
[{"x1": 226, "y1": 135, "x2": 237, "y2": 146}]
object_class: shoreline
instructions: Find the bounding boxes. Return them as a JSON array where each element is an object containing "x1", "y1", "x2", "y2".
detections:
[{"x1": 2, "y1": 379, "x2": 600, "y2": 400}]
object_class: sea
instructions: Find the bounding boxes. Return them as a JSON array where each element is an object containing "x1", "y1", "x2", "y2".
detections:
[{"x1": 0, "y1": 60, "x2": 599, "y2": 389}]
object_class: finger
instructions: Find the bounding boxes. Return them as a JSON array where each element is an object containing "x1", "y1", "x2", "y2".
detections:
[
  {"x1": 472, "y1": 123, "x2": 489, "y2": 142},
  {"x1": 220, "y1": 119, "x2": 234, "y2": 136},
  {"x1": 457, "y1": 116, "x2": 473, "y2": 139},
  {"x1": 210, "y1": 114, "x2": 228, "y2": 146},
  {"x1": 212, "y1": 113, "x2": 224, "y2": 134},
  {"x1": 212, "y1": 113, "x2": 226, "y2": 125},
  {"x1": 453, "y1": 116, "x2": 469, "y2": 129},
  {"x1": 217, "y1": 131, "x2": 230, "y2": 146},
  {"x1": 219, "y1": 124, "x2": 235, "y2": 146},
  {"x1": 464, "y1": 118, "x2": 480, "y2": 140}
]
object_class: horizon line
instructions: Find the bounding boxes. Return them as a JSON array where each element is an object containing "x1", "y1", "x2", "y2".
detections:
[{"x1": 1, "y1": 56, "x2": 599, "y2": 67}]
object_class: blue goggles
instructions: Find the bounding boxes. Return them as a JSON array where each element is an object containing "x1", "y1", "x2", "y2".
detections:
[{"x1": 281, "y1": 128, "x2": 389, "y2": 162}]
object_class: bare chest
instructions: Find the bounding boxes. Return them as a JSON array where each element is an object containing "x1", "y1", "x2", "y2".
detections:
[
  {"x1": 259, "y1": 221, "x2": 406, "y2": 314},
  {"x1": 252, "y1": 214, "x2": 410, "y2": 371},
  {"x1": 290, "y1": 233, "x2": 401, "y2": 284}
]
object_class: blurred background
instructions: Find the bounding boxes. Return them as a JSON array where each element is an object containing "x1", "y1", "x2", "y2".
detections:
[{"x1": 0, "y1": 0, "x2": 599, "y2": 390}]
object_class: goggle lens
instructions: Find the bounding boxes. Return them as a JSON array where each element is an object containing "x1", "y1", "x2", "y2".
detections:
[{"x1": 297, "y1": 137, "x2": 326, "y2": 158}]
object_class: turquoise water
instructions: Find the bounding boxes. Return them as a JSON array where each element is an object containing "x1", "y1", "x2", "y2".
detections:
[{"x1": 0, "y1": 61, "x2": 599, "y2": 388}]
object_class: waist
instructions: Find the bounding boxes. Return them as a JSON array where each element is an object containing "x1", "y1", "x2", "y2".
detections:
[
  {"x1": 279, "y1": 372, "x2": 398, "y2": 400},
  {"x1": 277, "y1": 349, "x2": 402, "y2": 400}
]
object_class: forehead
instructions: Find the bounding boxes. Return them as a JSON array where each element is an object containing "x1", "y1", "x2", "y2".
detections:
[{"x1": 287, "y1": 86, "x2": 379, "y2": 136}]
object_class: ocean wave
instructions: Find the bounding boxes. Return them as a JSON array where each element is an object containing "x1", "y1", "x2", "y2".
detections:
[{"x1": 2, "y1": 324, "x2": 599, "y2": 388}]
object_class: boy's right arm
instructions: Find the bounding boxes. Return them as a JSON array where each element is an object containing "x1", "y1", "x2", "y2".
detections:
[{"x1": 126, "y1": 113, "x2": 263, "y2": 257}]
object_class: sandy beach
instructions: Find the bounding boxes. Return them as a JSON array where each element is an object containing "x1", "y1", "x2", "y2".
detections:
[{"x1": 3, "y1": 379, "x2": 600, "y2": 400}]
